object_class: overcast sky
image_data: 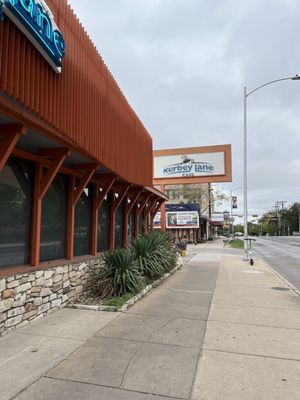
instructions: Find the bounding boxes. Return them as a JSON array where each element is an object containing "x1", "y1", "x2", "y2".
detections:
[{"x1": 68, "y1": 0, "x2": 300, "y2": 217}]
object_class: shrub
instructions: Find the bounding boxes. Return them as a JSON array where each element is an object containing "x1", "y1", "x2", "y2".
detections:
[
  {"x1": 97, "y1": 249, "x2": 144, "y2": 298},
  {"x1": 130, "y1": 234, "x2": 165, "y2": 280},
  {"x1": 97, "y1": 231, "x2": 179, "y2": 300},
  {"x1": 130, "y1": 231, "x2": 178, "y2": 279}
]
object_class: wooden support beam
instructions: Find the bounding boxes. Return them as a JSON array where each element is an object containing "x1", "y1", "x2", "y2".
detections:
[
  {"x1": 72, "y1": 163, "x2": 97, "y2": 206},
  {"x1": 39, "y1": 148, "x2": 70, "y2": 199},
  {"x1": 91, "y1": 183, "x2": 99, "y2": 257},
  {"x1": 68, "y1": 164, "x2": 97, "y2": 258},
  {"x1": 152, "y1": 199, "x2": 164, "y2": 218},
  {"x1": 136, "y1": 194, "x2": 151, "y2": 217},
  {"x1": 143, "y1": 197, "x2": 159, "y2": 233},
  {"x1": 133, "y1": 194, "x2": 150, "y2": 237},
  {"x1": 91, "y1": 176, "x2": 116, "y2": 256},
  {"x1": 111, "y1": 184, "x2": 131, "y2": 213},
  {"x1": 109, "y1": 184, "x2": 131, "y2": 250},
  {"x1": 134, "y1": 203, "x2": 139, "y2": 239},
  {"x1": 122, "y1": 189, "x2": 142, "y2": 247},
  {"x1": 122, "y1": 195, "x2": 130, "y2": 248},
  {"x1": 13, "y1": 148, "x2": 84, "y2": 179},
  {"x1": 0, "y1": 124, "x2": 27, "y2": 172},
  {"x1": 142, "y1": 208, "x2": 149, "y2": 234},
  {"x1": 67, "y1": 175, "x2": 76, "y2": 260},
  {"x1": 95, "y1": 175, "x2": 116, "y2": 210},
  {"x1": 125, "y1": 188, "x2": 143, "y2": 214},
  {"x1": 144, "y1": 196, "x2": 158, "y2": 219},
  {"x1": 30, "y1": 163, "x2": 43, "y2": 267},
  {"x1": 160, "y1": 185, "x2": 166, "y2": 232},
  {"x1": 30, "y1": 148, "x2": 70, "y2": 266}
]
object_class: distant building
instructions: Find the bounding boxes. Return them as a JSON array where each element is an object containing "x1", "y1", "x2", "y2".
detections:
[{"x1": 160, "y1": 183, "x2": 214, "y2": 242}]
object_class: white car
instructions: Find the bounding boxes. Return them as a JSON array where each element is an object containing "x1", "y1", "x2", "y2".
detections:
[{"x1": 234, "y1": 232, "x2": 243, "y2": 237}]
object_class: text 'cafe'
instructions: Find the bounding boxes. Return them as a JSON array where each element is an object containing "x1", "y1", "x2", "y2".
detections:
[{"x1": 0, "y1": 0, "x2": 167, "y2": 334}]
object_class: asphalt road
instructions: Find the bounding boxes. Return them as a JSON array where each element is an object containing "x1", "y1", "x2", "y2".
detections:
[{"x1": 255, "y1": 236, "x2": 300, "y2": 291}]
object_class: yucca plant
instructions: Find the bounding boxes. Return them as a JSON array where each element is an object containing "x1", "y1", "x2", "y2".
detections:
[
  {"x1": 97, "y1": 249, "x2": 144, "y2": 298},
  {"x1": 130, "y1": 231, "x2": 178, "y2": 280}
]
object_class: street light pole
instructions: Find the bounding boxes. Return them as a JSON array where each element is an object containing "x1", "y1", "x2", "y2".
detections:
[
  {"x1": 243, "y1": 75, "x2": 300, "y2": 261},
  {"x1": 230, "y1": 189, "x2": 233, "y2": 236},
  {"x1": 243, "y1": 87, "x2": 248, "y2": 260}
]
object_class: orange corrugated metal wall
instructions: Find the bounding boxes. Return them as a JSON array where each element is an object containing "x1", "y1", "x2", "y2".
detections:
[{"x1": 0, "y1": 0, "x2": 153, "y2": 187}]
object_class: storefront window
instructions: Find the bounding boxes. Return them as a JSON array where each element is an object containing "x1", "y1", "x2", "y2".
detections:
[
  {"x1": 138, "y1": 214, "x2": 143, "y2": 235},
  {"x1": 128, "y1": 210, "x2": 134, "y2": 243},
  {"x1": 40, "y1": 173, "x2": 67, "y2": 262},
  {"x1": 115, "y1": 202, "x2": 124, "y2": 249},
  {"x1": 74, "y1": 185, "x2": 91, "y2": 256},
  {"x1": 98, "y1": 196, "x2": 110, "y2": 252},
  {"x1": 0, "y1": 158, "x2": 33, "y2": 268}
]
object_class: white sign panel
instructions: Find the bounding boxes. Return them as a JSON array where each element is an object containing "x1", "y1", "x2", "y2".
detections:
[
  {"x1": 153, "y1": 212, "x2": 161, "y2": 228},
  {"x1": 154, "y1": 152, "x2": 225, "y2": 179},
  {"x1": 166, "y1": 211, "x2": 199, "y2": 229}
]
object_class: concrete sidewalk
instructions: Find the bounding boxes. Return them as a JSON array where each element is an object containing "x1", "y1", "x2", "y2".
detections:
[
  {"x1": 192, "y1": 246, "x2": 300, "y2": 400},
  {"x1": 0, "y1": 240, "x2": 299, "y2": 399}
]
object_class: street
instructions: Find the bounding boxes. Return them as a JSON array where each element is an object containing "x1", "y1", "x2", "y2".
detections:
[{"x1": 255, "y1": 236, "x2": 300, "y2": 291}]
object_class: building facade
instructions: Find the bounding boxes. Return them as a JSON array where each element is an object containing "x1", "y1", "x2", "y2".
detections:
[
  {"x1": 164, "y1": 183, "x2": 213, "y2": 242},
  {"x1": 0, "y1": 0, "x2": 166, "y2": 334}
]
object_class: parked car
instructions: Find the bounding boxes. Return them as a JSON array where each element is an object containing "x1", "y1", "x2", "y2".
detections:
[{"x1": 234, "y1": 232, "x2": 243, "y2": 237}]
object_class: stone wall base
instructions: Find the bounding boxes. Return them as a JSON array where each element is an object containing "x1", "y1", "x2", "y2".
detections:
[{"x1": 0, "y1": 258, "x2": 102, "y2": 336}]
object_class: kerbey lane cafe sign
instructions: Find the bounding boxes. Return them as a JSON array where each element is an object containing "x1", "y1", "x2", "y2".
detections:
[{"x1": 154, "y1": 152, "x2": 225, "y2": 179}]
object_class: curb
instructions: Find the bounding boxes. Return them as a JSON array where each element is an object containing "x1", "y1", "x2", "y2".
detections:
[
  {"x1": 261, "y1": 257, "x2": 300, "y2": 297},
  {"x1": 224, "y1": 247, "x2": 300, "y2": 297},
  {"x1": 68, "y1": 257, "x2": 183, "y2": 313},
  {"x1": 254, "y1": 248, "x2": 300, "y2": 297}
]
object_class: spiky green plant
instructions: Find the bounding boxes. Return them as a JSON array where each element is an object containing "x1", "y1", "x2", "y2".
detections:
[
  {"x1": 98, "y1": 249, "x2": 144, "y2": 298},
  {"x1": 130, "y1": 231, "x2": 178, "y2": 280}
]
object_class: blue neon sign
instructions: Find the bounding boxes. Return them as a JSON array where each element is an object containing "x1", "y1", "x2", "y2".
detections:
[{"x1": 0, "y1": 0, "x2": 66, "y2": 73}]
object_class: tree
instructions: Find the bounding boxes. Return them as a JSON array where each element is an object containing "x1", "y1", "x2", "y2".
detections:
[
  {"x1": 284, "y1": 202, "x2": 300, "y2": 234},
  {"x1": 259, "y1": 212, "x2": 278, "y2": 236},
  {"x1": 259, "y1": 202, "x2": 300, "y2": 236},
  {"x1": 178, "y1": 184, "x2": 228, "y2": 217}
]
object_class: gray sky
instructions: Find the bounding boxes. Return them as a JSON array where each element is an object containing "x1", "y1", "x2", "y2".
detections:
[{"x1": 68, "y1": 0, "x2": 300, "y2": 217}]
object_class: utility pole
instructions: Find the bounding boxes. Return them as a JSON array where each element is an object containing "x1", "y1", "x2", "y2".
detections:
[
  {"x1": 275, "y1": 201, "x2": 287, "y2": 236},
  {"x1": 273, "y1": 204, "x2": 279, "y2": 236}
]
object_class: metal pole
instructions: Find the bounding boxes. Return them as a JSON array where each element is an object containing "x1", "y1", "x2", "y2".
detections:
[
  {"x1": 242, "y1": 76, "x2": 299, "y2": 249},
  {"x1": 243, "y1": 87, "x2": 249, "y2": 260},
  {"x1": 230, "y1": 189, "x2": 233, "y2": 237}
]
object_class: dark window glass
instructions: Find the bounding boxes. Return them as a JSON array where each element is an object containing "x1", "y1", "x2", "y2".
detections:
[
  {"x1": 98, "y1": 196, "x2": 110, "y2": 252},
  {"x1": 0, "y1": 158, "x2": 33, "y2": 268},
  {"x1": 138, "y1": 214, "x2": 143, "y2": 235},
  {"x1": 128, "y1": 210, "x2": 134, "y2": 243},
  {"x1": 74, "y1": 185, "x2": 91, "y2": 256},
  {"x1": 115, "y1": 202, "x2": 124, "y2": 249},
  {"x1": 40, "y1": 173, "x2": 67, "y2": 262}
]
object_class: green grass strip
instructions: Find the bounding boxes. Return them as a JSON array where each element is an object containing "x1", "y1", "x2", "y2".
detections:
[
  {"x1": 104, "y1": 292, "x2": 134, "y2": 308},
  {"x1": 228, "y1": 239, "x2": 244, "y2": 249}
]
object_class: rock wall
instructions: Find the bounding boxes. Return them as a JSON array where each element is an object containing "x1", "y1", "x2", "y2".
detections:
[{"x1": 0, "y1": 258, "x2": 101, "y2": 336}]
